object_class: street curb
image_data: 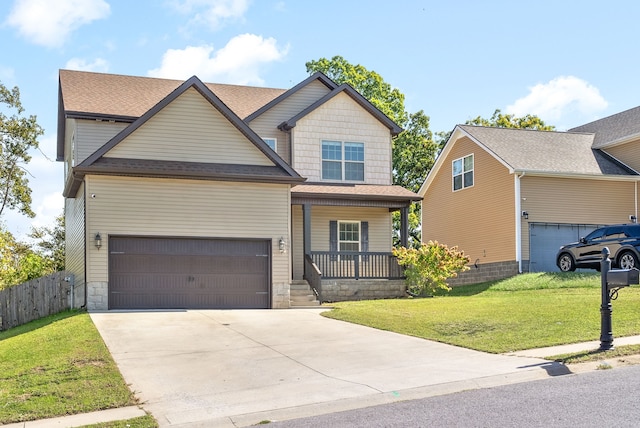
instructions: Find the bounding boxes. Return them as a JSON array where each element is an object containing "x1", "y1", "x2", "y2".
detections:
[{"x1": 1, "y1": 405, "x2": 147, "y2": 428}]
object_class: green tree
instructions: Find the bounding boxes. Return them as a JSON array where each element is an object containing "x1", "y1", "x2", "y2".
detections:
[
  {"x1": 393, "y1": 241, "x2": 470, "y2": 296},
  {"x1": 466, "y1": 108, "x2": 555, "y2": 131},
  {"x1": 29, "y1": 214, "x2": 65, "y2": 272},
  {"x1": 306, "y1": 56, "x2": 437, "y2": 246},
  {"x1": 0, "y1": 225, "x2": 51, "y2": 289},
  {"x1": 306, "y1": 56, "x2": 407, "y2": 126},
  {"x1": 0, "y1": 82, "x2": 45, "y2": 218}
]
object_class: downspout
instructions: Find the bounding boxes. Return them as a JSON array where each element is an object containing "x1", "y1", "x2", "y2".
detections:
[
  {"x1": 635, "y1": 181, "x2": 638, "y2": 222},
  {"x1": 515, "y1": 172, "x2": 525, "y2": 273}
]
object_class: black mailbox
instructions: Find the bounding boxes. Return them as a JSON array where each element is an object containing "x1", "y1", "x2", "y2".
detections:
[{"x1": 607, "y1": 268, "x2": 640, "y2": 288}]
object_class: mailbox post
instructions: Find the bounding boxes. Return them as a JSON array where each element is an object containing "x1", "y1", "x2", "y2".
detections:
[{"x1": 599, "y1": 247, "x2": 640, "y2": 351}]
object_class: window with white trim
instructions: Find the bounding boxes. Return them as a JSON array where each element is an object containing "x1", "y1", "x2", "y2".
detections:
[
  {"x1": 452, "y1": 154, "x2": 474, "y2": 191},
  {"x1": 339, "y1": 221, "x2": 360, "y2": 253},
  {"x1": 322, "y1": 140, "x2": 364, "y2": 181},
  {"x1": 262, "y1": 137, "x2": 277, "y2": 151}
]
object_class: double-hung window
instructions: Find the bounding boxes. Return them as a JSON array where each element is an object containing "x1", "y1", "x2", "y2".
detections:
[
  {"x1": 452, "y1": 154, "x2": 474, "y2": 191},
  {"x1": 339, "y1": 221, "x2": 360, "y2": 253},
  {"x1": 322, "y1": 140, "x2": 364, "y2": 181}
]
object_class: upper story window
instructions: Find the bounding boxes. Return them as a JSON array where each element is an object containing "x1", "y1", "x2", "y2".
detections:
[
  {"x1": 322, "y1": 140, "x2": 364, "y2": 181},
  {"x1": 262, "y1": 138, "x2": 277, "y2": 151},
  {"x1": 452, "y1": 154, "x2": 473, "y2": 191}
]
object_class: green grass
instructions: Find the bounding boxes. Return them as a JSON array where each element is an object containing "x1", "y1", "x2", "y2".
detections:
[
  {"x1": 323, "y1": 272, "x2": 640, "y2": 353},
  {"x1": 0, "y1": 310, "x2": 138, "y2": 424},
  {"x1": 80, "y1": 415, "x2": 159, "y2": 427},
  {"x1": 548, "y1": 344, "x2": 640, "y2": 364}
]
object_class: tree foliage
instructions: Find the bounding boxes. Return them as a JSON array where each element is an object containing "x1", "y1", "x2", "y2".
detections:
[
  {"x1": 0, "y1": 82, "x2": 44, "y2": 218},
  {"x1": 306, "y1": 56, "x2": 407, "y2": 126},
  {"x1": 393, "y1": 241, "x2": 470, "y2": 296},
  {"x1": 29, "y1": 214, "x2": 65, "y2": 272},
  {"x1": 0, "y1": 225, "x2": 52, "y2": 289},
  {"x1": 306, "y1": 56, "x2": 437, "y2": 247},
  {"x1": 466, "y1": 108, "x2": 555, "y2": 131}
]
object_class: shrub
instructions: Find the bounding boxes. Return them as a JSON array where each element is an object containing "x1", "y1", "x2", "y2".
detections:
[{"x1": 393, "y1": 241, "x2": 470, "y2": 296}]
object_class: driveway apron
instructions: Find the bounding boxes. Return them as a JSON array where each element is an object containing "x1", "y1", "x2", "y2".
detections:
[{"x1": 90, "y1": 309, "x2": 559, "y2": 427}]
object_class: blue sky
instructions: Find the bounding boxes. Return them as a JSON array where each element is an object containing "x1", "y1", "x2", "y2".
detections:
[{"x1": 1, "y1": 0, "x2": 639, "y2": 239}]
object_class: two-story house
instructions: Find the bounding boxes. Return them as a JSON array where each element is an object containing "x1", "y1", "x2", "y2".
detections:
[
  {"x1": 57, "y1": 70, "x2": 421, "y2": 310},
  {"x1": 419, "y1": 106, "x2": 640, "y2": 284}
]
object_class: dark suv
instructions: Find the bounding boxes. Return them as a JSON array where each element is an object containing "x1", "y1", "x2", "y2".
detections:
[{"x1": 556, "y1": 224, "x2": 640, "y2": 272}]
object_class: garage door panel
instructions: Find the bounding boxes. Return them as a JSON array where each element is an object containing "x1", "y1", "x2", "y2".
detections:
[
  {"x1": 529, "y1": 223, "x2": 601, "y2": 272},
  {"x1": 109, "y1": 237, "x2": 270, "y2": 309}
]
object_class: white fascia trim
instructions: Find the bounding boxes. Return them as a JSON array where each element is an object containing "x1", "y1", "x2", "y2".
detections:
[{"x1": 513, "y1": 170, "x2": 640, "y2": 181}]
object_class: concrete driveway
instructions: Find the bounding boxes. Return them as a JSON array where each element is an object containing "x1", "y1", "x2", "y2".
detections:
[{"x1": 90, "y1": 309, "x2": 564, "y2": 427}]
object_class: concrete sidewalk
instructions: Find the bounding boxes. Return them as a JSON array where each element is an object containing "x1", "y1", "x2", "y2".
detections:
[{"x1": 6, "y1": 310, "x2": 640, "y2": 428}]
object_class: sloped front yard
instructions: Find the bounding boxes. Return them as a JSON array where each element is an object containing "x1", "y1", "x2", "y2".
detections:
[
  {"x1": 0, "y1": 310, "x2": 137, "y2": 424},
  {"x1": 322, "y1": 272, "x2": 640, "y2": 353}
]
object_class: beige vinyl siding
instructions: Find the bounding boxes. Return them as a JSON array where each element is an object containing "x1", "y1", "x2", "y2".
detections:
[
  {"x1": 65, "y1": 182, "x2": 85, "y2": 294},
  {"x1": 520, "y1": 176, "x2": 637, "y2": 260},
  {"x1": 291, "y1": 205, "x2": 392, "y2": 279},
  {"x1": 64, "y1": 118, "x2": 76, "y2": 183},
  {"x1": 84, "y1": 175, "x2": 290, "y2": 287},
  {"x1": 105, "y1": 88, "x2": 272, "y2": 166},
  {"x1": 291, "y1": 92, "x2": 392, "y2": 184},
  {"x1": 249, "y1": 79, "x2": 332, "y2": 165},
  {"x1": 603, "y1": 138, "x2": 640, "y2": 172},
  {"x1": 75, "y1": 119, "x2": 129, "y2": 164},
  {"x1": 422, "y1": 136, "x2": 515, "y2": 264}
]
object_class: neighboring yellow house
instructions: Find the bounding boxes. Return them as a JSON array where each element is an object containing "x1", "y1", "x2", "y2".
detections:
[
  {"x1": 57, "y1": 70, "x2": 420, "y2": 310},
  {"x1": 419, "y1": 106, "x2": 640, "y2": 284}
]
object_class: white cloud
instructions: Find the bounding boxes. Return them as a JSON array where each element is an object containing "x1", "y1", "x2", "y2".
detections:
[
  {"x1": 147, "y1": 34, "x2": 289, "y2": 85},
  {"x1": 169, "y1": 0, "x2": 250, "y2": 30},
  {"x1": 506, "y1": 76, "x2": 608, "y2": 122},
  {"x1": 5, "y1": 0, "x2": 110, "y2": 48},
  {"x1": 64, "y1": 58, "x2": 109, "y2": 72}
]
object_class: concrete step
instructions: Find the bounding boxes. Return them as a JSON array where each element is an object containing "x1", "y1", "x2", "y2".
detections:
[
  {"x1": 290, "y1": 293, "x2": 316, "y2": 302},
  {"x1": 290, "y1": 300, "x2": 320, "y2": 307},
  {"x1": 290, "y1": 281, "x2": 311, "y2": 290}
]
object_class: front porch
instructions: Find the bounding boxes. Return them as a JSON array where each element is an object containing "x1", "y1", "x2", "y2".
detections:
[{"x1": 291, "y1": 183, "x2": 421, "y2": 303}]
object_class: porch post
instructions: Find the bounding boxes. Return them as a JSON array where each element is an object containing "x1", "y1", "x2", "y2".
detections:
[
  {"x1": 400, "y1": 206, "x2": 409, "y2": 248},
  {"x1": 303, "y1": 203, "x2": 311, "y2": 277}
]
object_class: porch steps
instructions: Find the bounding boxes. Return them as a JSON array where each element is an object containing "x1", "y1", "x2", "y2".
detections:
[{"x1": 290, "y1": 280, "x2": 320, "y2": 307}]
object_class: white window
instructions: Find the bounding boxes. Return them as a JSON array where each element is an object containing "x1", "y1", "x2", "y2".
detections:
[
  {"x1": 262, "y1": 138, "x2": 277, "y2": 151},
  {"x1": 322, "y1": 140, "x2": 364, "y2": 181},
  {"x1": 339, "y1": 221, "x2": 360, "y2": 253},
  {"x1": 452, "y1": 154, "x2": 474, "y2": 191}
]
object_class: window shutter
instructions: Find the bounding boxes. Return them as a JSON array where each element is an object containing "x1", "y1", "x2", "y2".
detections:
[
  {"x1": 361, "y1": 221, "x2": 369, "y2": 261},
  {"x1": 329, "y1": 220, "x2": 338, "y2": 261}
]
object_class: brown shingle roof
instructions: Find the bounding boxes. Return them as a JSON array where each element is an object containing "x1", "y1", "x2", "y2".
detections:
[
  {"x1": 291, "y1": 183, "x2": 421, "y2": 201},
  {"x1": 59, "y1": 69, "x2": 286, "y2": 119},
  {"x1": 569, "y1": 105, "x2": 640, "y2": 148},
  {"x1": 459, "y1": 125, "x2": 636, "y2": 176}
]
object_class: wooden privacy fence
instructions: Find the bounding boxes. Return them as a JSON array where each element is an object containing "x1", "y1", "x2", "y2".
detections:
[{"x1": 0, "y1": 271, "x2": 72, "y2": 331}]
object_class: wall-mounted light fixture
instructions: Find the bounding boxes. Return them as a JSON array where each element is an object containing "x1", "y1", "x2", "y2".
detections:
[
  {"x1": 630, "y1": 215, "x2": 637, "y2": 223},
  {"x1": 522, "y1": 211, "x2": 529, "y2": 220},
  {"x1": 278, "y1": 237, "x2": 287, "y2": 254},
  {"x1": 95, "y1": 232, "x2": 102, "y2": 249}
]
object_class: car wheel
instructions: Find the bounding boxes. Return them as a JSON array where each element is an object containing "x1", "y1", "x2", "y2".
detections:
[
  {"x1": 558, "y1": 253, "x2": 576, "y2": 272},
  {"x1": 618, "y1": 251, "x2": 639, "y2": 270}
]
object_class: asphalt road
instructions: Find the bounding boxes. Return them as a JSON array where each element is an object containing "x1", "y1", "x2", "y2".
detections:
[{"x1": 269, "y1": 365, "x2": 640, "y2": 427}]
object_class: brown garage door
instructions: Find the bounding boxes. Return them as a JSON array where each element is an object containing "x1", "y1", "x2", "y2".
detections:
[{"x1": 109, "y1": 237, "x2": 271, "y2": 309}]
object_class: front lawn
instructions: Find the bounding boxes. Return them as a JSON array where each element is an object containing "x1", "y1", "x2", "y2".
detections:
[
  {"x1": 0, "y1": 310, "x2": 138, "y2": 424},
  {"x1": 322, "y1": 272, "x2": 640, "y2": 353}
]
